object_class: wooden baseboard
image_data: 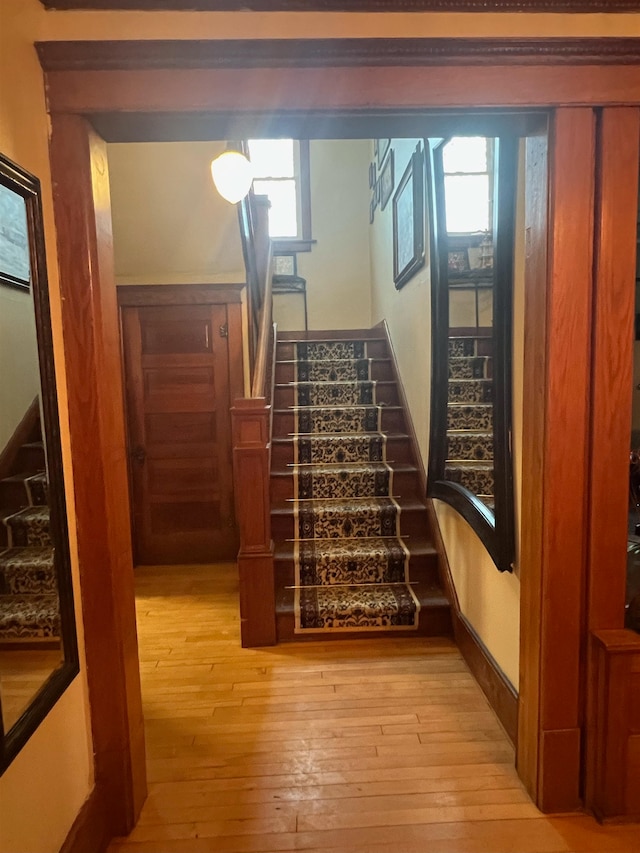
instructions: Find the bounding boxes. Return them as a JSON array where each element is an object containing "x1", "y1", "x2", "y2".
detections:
[
  {"x1": 427, "y1": 500, "x2": 518, "y2": 745},
  {"x1": 59, "y1": 783, "x2": 110, "y2": 853}
]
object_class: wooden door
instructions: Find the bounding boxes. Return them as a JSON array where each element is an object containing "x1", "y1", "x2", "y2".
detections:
[{"x1": 120, "y1": 291, "x2": 242, "y2": 564}]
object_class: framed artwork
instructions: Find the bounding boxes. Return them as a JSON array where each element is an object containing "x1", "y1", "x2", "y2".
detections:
[
  {"x1": 392, "y1": 144, "x2": 425, "y2": 290},
  {"x1": 376, "y1": 138, "x2": 391, "y2": 169},
  {"x1": 379, "y1": 149, "x2": 394, "y2": 211},
  {"x1": 447, "y1": 249, "x2": 470, "y2": 272},
  {"x1": 368, "y1": 161, "x2": 376, "y2": 189},
  {"x1": 0, "y1": 179, "x2": 31, "y2": 291}
]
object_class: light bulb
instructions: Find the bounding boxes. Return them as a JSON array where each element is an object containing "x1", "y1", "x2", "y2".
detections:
[{"x1": 210, "y1": 150, "x2": 254, "y2": 204}]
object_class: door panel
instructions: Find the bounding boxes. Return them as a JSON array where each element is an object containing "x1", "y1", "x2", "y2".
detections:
[{"x1": 121, "y1": 300, "x2": 239, "y2": 564}]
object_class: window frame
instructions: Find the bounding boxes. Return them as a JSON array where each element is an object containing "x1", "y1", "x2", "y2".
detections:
[{"x1": 249, "y1": 138, "x2": 313, "y2": 253}]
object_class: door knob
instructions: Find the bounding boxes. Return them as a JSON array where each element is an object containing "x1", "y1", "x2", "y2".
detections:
[{"x1": 132, "y1": 446, "x2": 146, "y2": 463}]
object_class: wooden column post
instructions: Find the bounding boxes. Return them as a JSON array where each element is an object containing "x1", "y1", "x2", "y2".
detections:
[
  {"x1": 519, "y1": 109, "x2": 596, "y2": 813},
  {"x1": 585, "y1": 107, "x2": 640, "y2": 820},
  {"x1": 232, "y1": 398, "x2": 276, "y2": 647},
  {"x1": 49, "y1": 114, "x2": 146, "y2": 833}
]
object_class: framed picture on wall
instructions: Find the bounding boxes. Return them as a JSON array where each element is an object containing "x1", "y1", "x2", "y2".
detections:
[
  {"x1": 376, "y1": 138, "x2": 391, "y2": 169},
  {"x1": 379, "y1": 150, "x2": 394, "y2": 211},
  {"x1": 0, "y1": 176, "x2": 31, "y2": 291},
  {"x1": 392, "y1": 144, "x2": 425, "y2": 290}
]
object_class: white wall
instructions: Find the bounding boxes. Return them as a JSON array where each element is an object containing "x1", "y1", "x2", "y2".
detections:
[
  {"x1": 0, "y1": 2, "x2": 93, "y2": 851},
  {"x1": 108, "y1": 141, "x2": 246, "y2": 286},
  {"x1": 275, "y1": 139, "x2": 372, "y2": 332},
  {"x1": 369, "y1": 137, "x2": 524, "y2": 689}
]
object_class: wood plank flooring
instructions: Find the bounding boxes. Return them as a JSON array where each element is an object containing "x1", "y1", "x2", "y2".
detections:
[{"x1": 108, "y1": 564, "x2": 640, "y2": 853}]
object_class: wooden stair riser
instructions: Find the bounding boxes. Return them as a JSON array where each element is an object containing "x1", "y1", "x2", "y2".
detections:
[
  {"x1": 271, "y1": 434, "x2": 415, "y2": 468},
  {"x1": 270, "y1": 466, "x2": 422, "y2": 503},
  {"x1": 14, "y1": 442, "x2": 46, "y2": 473},
  {"x1": 447, "y1": 404, "x2": 493, "y2": 432},
  {"x1": 447, "y1": 379, "x2": 493, "y2": 405},
  {"x1": 0, "y1": 477, "x2": 32, "y2": 515},
  {"x1": 273, "y1": 406, "x2": 406, "y2": 436},
  {"x1": 275, "y1": 358, "x2": 394, "y2": 384}
]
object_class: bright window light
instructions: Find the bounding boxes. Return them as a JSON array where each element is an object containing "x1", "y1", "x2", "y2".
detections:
[
  {"x1": 248, "y1": 139, "x2": 300, "y2": 239},
  {"x1": 443, "y1": 137, "x2": 491, "y2": 234},
  {"x1": 442, "y1": 137, "x2": 488, "y2": 174},
  {"x1": 253, "y1": 178, "x2": 298, "y2": 238},
  {"x1": 444, "y1": 175, "x2": 490, "y2": 233}
]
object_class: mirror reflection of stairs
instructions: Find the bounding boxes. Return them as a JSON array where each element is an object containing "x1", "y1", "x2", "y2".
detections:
[
  {"x1": 445, "y1": 333, "x2": 494, "y2": 509},
  {"x1": 271, "y1": 330, "x2": 451, "y2": 639},
  {"x1": 0, "y1": 425, "x2": 59, "y2": 644}
]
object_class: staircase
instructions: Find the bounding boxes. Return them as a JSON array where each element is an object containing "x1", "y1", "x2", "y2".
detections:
[
  {"x1": 270, "y1": 329, "x2": 452, "y2": 641},
  {"x1": 444, "y1": 330, "x2": 494, "y2": 508},
  {"x1": 0, "y1": 419, "x2": 59, "y2": 645}
]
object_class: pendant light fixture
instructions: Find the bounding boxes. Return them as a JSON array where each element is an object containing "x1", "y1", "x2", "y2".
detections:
[{"x1": 210, "y1": 144, "x2": 254, "y2": 204}]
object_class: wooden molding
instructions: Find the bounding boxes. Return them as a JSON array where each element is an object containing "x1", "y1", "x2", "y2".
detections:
[
  {"x1": 36, "y1": 38, "x2": 640, "y2": 73},
  {"x1": 37, "y1": 0, "x2": 640, "y2": 12},
  {"x1": 588, "y1": 630, "x2": 640, "y2": 820},
  {"x1": 116, "y1": 282, "x2": 244, "y2": 306},
  {"x1": 426, "y1": 501, "x2": 518, "y2": 745},
  {"x1": 59, "y1": 784, "x2": 110, "y2": 853},
  {"x1": 378, "y1": 320, "x2": 427, "y2": 496}
]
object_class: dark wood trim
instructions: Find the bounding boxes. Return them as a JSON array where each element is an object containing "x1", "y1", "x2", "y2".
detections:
[
  {"x1": 37, "y1": 1, "x2": 640, "y2": 13},
  {"x1": 59, "y1": 784, "x2": 110, "y2": 853},
  {"x1": 36, "y1": 38, "x2": 640, "y2": 73},
  {"x1": 378, "y1": 320, "x2": 427, "y2": 496},
  {"x1": 426, "y1": 500, "x2": 518, "y2": 745},
  {"x1": 116, "y1": 282, "x2": 244, "y2": 306}
]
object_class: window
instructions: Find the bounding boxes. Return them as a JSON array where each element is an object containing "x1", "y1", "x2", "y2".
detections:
[
  {"x1": 442, "y1": 137, "x2": 492, "y2": 234},
  {"x1": 247, "y1": 139, "x2": 312, "y2": 251}
]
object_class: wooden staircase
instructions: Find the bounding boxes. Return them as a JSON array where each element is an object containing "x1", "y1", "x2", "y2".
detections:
[{"x1": 270, "y1": 328, "x2": 452, "y2": 641}]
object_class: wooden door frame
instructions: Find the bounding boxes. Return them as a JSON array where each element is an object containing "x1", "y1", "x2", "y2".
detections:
[{"x1": 40, "y1": 40, "x2": 640, "y2": 832}]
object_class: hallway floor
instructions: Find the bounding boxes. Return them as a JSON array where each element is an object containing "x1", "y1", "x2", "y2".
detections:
[{"x1": 109, "y1": 564, "x2": 640, "y2": 853}]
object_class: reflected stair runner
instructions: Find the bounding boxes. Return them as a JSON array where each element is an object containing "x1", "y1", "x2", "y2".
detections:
[
  {"x1": 445, "y1": 335, "x2": 494, "y2": 508},
  {"x1": 0, "y1": 461, "x2": 59, "y2": 642},
  {"x1": 288, "y1": 341, "x2": 420, "y2": 632}
]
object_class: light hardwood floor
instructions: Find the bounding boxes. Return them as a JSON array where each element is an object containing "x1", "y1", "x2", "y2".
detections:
[{"x1": 109, "y1": 564, "x2": 640, "y2": 853}]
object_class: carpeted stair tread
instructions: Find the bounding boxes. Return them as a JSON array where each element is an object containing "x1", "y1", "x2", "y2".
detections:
[
  {"x1": 446, "y1": 431, "x2": 494, "y2": 462},
  {"x1": 295, "y1": 497, "x2": 400, "y2": 540},
  {"x1": 291, "y1": 432, "x2": 388, "y2": 464},
  {"x1": 447, "y1": 379, "x2": 492, "y2": 404},
  {"x1": 448, "y1": 356, "x2": 491, "y2": 380},
  {"x1": 293, "y1": 462, "x2": 393, "y2": 500},
  {"x1": 0, "y1": 593, "x2": 60, "y2": 640},
  {"x1": 279, "y1": 379, "x2": 377, "y2": 407},
  {"x1": 445, "y1": 462, "x2": 494, "y2": 496},
  {"x1": 288, "y1": 404, "x2": 388, "y2": 435},
  {"x1": 295, "y1": 582, "x2": 420, "y2": 632},
  {"x1": 0, "y1": 547, "x2": 56, "y2": 595},
  {"x1": 274, "y1": 534, "x2": 437, "y2": 561},
  {"x1": 294, "y1": 536, "x2": 410, "y2": 586},
  {"x1": 447, "y1": 404, "x2": 493, "y2": 431},
  {"x1": 3, "y1": 506, "x2": 51, "y2": 547}
]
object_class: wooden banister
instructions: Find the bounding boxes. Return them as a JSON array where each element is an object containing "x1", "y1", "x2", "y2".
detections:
[{"x1": 232, "y1": 174, "x2": 277, "y2": 647}]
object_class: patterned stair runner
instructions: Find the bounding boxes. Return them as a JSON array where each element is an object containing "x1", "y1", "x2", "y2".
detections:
[
  {"x1": 446, "y1": 336, "x2": 494, "y2": 504},
  {"x1": 289, "y1": 340, "x2": 420, "y2": 633},
  {"x1": 1, "y1": 468, "x2": 59, "y2": 641}
]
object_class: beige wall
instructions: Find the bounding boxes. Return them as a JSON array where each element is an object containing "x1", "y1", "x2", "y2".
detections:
[
  {"x1": 108, "y1": 141, "x2": 246, "y2": 286},
  {"x1": 369, "y1": 137, "x2": 524, "y2": 689},
  {"x1": 0, "y1": 287, "x2": 40, "y2": 451},
  {"x1": 0, "y1": 3, "x2": 93, "y2": 852},
  {"x1": 290, "y1": 140, "x2": 372, "y2": 332}
]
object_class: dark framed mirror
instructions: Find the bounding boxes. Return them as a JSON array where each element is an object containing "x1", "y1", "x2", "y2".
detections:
[
  {"x1": 0, "y1": 153, "x2": 79, "y2": 772},
  {"x1": 426, "y1": 134, "x2": 518, "y2": 573}
]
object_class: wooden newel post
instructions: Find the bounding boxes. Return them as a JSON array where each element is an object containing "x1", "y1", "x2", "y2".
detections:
[{"x1": 232, "y1": 397, "x2": 276, "y2": 647}]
